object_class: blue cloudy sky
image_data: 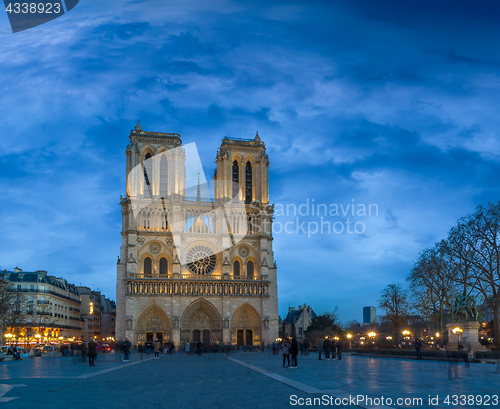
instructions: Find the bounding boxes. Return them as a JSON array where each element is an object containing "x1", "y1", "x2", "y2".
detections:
[{"x1": 0, "y1": 0, "x2": 498, "y2": 323}]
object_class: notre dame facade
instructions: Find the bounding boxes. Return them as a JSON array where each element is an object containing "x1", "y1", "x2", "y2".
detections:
[{"x1": 115, "y1": 123, "x2": 278, "y2": 347}]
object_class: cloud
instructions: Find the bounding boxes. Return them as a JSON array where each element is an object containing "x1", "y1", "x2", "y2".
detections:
[{"x1": 0, "y1": 0, "x2": 498, "y2": 322}]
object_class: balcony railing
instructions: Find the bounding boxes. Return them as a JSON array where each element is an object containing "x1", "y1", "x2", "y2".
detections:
[
  {"x1": 37, "y1": 300, "x2": 49, "y2": 305},
  {"x1": 15, "y1": 288, "x2": 80, "y2": 303},
  {"x1": 133, "y1": 273, "x2": 262, "y2": 281}
]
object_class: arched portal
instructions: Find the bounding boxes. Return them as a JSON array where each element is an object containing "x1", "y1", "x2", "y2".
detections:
[
  {"x1": 180, "y1": 299, "x2": 222, "y2": 345},
  {"x1": 135, "y1": 303, "x2": 172, "y2": 345},
  {"x1": 231, "y1": 303, "x2": 262, "y2": 346}
]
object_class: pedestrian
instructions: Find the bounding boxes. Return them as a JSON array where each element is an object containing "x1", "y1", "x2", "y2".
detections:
[
  {"x1": 138, "y1": 343, "x2": 144, "y2": 360},
  {"x1": 196, "y1": 341, "x2": 203, "y2": 356},
  {"x1": 96, "y1": 341, "x2": 102, "y2": 357},
  {"x1": 290, "y1": 337, "x2": 298, "y2": 368},
  {"x1": 415, "y1": 339, "x2": 422, "y2": 360},
  {"x1": 282, "y1": 339, "x2": 290, "y2": 367},
  {"x1": 185, "y1": 340, "x2": 190, "y2": 355},
  {"x1": 317, "y1": 337, "x2": 323, "y2": 360},
  {"x1": 122, "y1": 338, "x2": 132, "y2": 362},
  {"x1": 323, "y1": 337, "x2": 331, "y2": 361},
  {"x1": 163, "y1": 341, "x2": 168, "y2": 354},
  {"x1": 305, "y1": 339, "x2": 310, "y2": 356},
  {"x1": 337, "y1": 341, "x2": 343, "y2": 360},
  {"x1": 80, "y1": 342, "x2": 88, "y2": 363},
  {"x1": 88, "y1": 339, "x2": 97, "y2": 366},
  {"x1": 154, "y1": 338, "x2": 161, "y2": 359}
]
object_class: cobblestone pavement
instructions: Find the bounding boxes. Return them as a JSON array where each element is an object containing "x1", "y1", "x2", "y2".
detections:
[
  {"x1": 0, "y1": 352, "x2": 498, "y2": 409},
  {"x1": 230, "y1": 352, "x2": 500, "y2": 409}
]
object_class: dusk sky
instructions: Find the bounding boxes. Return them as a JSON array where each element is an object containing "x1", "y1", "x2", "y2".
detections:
[{"x1": 0, "y1": 0, "x2": 498, "y2": 323}]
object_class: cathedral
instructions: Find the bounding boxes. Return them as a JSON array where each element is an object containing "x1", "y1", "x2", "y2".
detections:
[{"x1": 115, "y1": 123, "x2": 278, "y2": 347}]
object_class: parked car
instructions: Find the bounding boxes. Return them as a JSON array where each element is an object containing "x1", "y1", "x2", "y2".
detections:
[
  {"x1": 102, "y1": 343, "x2": 111, "y2": 353},
  {"x1": 30, "y1": 348, "x2": 42, "y2": 357},
  {"x1": 0, "y1": 346, "x2": 24, "y2": 355},
  {"x1": 42, "y1": 345, "x2": 56, "y2": 353}
]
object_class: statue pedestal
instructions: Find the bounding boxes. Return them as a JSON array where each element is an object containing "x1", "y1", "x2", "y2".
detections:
[{"x1": 446, "y1": 321, "x2": 488, "y2": 351}]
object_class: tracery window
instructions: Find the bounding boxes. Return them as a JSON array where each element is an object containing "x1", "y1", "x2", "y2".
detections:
[
  {"x1": 186, "y1": 245, "x2": 216, "y2": 275},
  {"x1": 144, "y1": 257, "x2": 152, "y2": 276},
  {"x1": 144, "y1": 152, "x2": 152, "y2": 187},
  {"x1": 160, "y1": 154, "x2": 168, "y2": 198},
  {"x1": 245, "y1": 161, "x2": 252, "y2": 204},
  {"x1": 159, "y1": 257, "x2": 168, "y2": 275},
  {"x1": 232, "y1": 160, "x2": 239, "y2": 198},
  {"x1": 247, "y1": 260, "x2": 254, "y2": 278}
]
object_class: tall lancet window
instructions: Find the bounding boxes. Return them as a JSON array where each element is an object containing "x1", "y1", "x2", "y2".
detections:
[
  {"x1": 234, "y1": 260, "x2": 240, "y2": 277},
  {"x1": 159, "y1": 257, "x2": 168, "y2": 275},
  {"x1": 247, "y1": 260, "x2": 254, "y2": 278},
  {"x1": 144, "y1": 152, "x2": 153, "y2": 197},
  {"x1": 144, "y1": 257, "x2": 152, "y2": 276},
  {"x1": 232, "y1": 160, "x2": 239, "y2": 199},
  {"x1": 245, "y1": 161, "x2": 252, "y2": 204},
  {"x1": 160, "y1": 154, "x2": 168, "y2": 198}
]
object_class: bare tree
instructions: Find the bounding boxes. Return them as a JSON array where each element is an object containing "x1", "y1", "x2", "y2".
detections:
[
  {"x1": 407, "y1": 244, "x2": 455, "y2": 336},
  {"x1": 443, "y1": 202, "x2": 500, "y2": 347},
  {"x1": 378, "y1": 283, "x2": 411, "y2": 340},
  {"x1": 0, "y1": 278, "x2": 16, "y2": 334}
]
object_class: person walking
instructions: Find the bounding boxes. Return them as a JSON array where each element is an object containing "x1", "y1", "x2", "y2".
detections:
[
  {"x1": 305, "y1": 339, "x2": 310, "y2": 356},
  {"x1": 337, "y1": 341, "x2": 343, "y2": 360},
  {"x1": 122, "y1": 338, "x2": 132, "y2": 362},
  {"x1": 317, "y1": 337, "x2": 323, "y2": 360},
  {"x1": 88, "y1": 339, "x2": 97, "y2": 366},
  {"x1": 290, "y1": 337, "x2": 299, "y2": 368},
  {"x1": 415, "y1": 339, "x2": 422, "y2": 360},
  {"x1": 154, "y1": 339, "x2": 161, "y2": 359},
  {"x1": 185, "y1": 340, "x2": 190, "y2": 355},
  {"x1": 331, "y1": 340, "x2": 337, "y2": 360},
  {"x1": 282, "y1": 339, "x2": 290, "y2": 368},
  {"x1": 196, "y1": 341, "x2": 203, "y2": 357},
  {"x1": 323, "y1": 337, "x2": 331, "y2": 361}
]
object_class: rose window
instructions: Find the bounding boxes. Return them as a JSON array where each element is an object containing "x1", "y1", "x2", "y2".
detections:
[{"x1": 186, "y1": 245, "x2": 217, "y2": 275}]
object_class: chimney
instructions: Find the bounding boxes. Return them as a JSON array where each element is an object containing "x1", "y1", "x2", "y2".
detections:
[
  {"x1": 288, "y1": 307, "x2": 295, "y2": 311},
  {"x1": 36, "y1": 270, "x2": 48, "y2": 275},
  {"x1": 14, "y1": 267, "x2": 22, "y2": 272}
]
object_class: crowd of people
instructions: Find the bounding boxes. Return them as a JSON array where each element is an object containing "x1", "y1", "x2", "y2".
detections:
[{"x1": 316, "y1": 336, "x2": 343, "y2": 361}]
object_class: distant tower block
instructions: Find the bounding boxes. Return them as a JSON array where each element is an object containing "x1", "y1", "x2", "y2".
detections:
[{"x1": 363, "y1": 306, "x2": 376, "y2": 324}]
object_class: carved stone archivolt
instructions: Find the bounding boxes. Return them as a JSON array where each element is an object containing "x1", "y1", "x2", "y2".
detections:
[
  {"x1": 136, "y1": 303, "x2": 172, "y2": 333},
  {"x1": 230, "y1": 303, "x2": 262, "y2": 332},
  {"x1": 180, "y1": 299, "x2": 222, "y2": 343}
]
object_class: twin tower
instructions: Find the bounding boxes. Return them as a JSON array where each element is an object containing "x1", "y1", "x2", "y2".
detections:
[{"x1": 116, "y1": 123, "x2": 278, "y2": 347}]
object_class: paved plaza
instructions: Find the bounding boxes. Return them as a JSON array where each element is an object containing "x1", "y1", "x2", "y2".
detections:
[{"x1": 0, "y1": 352, "x2": 498, "y2": 409}]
